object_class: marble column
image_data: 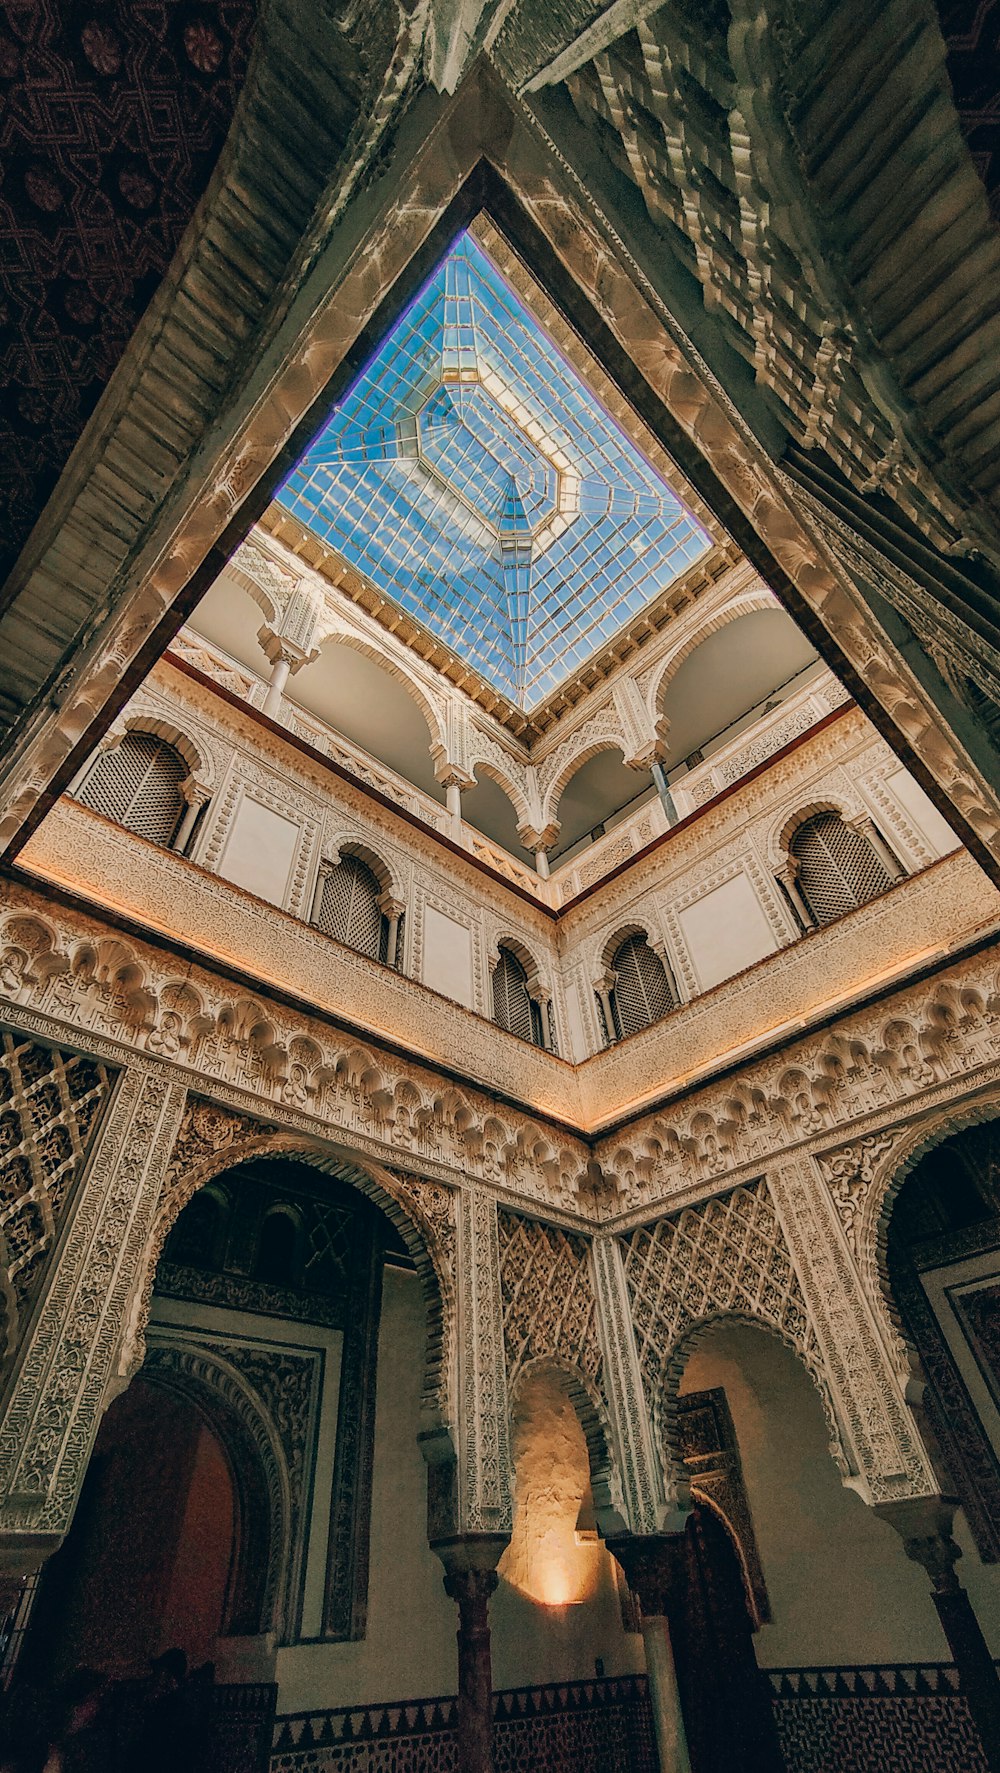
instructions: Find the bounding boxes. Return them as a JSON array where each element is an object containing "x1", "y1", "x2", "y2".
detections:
[
  {"x1": 880, "y1": 1497, "x2": 1000, "y2": 1771},
  {"x1": 606, "y1": 1534, "x2": 692, "y2": 1773},
  {"x1": 435, "y1": 1535, "x2": 508, "y2": 1773},
  {"x1": 262, "y1": 649, "x2": 293, "y2": 717}
]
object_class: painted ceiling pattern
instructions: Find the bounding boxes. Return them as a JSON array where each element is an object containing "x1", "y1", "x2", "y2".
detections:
[
  {"x1": 0, "y1": 0, "x2": 256, "y2": 586},
  {"x1": 279, "y1": 232, "x2": 710, "y2": 709}
]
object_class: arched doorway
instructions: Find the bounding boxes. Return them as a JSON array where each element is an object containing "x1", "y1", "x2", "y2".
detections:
[
  {"x1": 885, "y1": 1119, "x2": 1000, "y2": 1572},
  {"x1": 22, "y1": 1378, "x2": 236, "y2": 1683}
]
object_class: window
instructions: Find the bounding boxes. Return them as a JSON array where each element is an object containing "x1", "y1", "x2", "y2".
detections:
[
  {"x1": 605, "y1": 933, "x2": 676, "y2": 1040},
  {"x1": 76, "y1": 732, "x2": 187, "y2": 848},
  {"x1": 253, "y1": 1208, "x2": 301, "y2": 1287},
  {"x1": 790, "y1": 812, "x2": 895, "y2": 928},
  {"x1": 492, "y1": 945, "x2": 544, "y2": 1045},
  {"x1": 313, "y1": 855, "x2": 389, "y2": 962}
]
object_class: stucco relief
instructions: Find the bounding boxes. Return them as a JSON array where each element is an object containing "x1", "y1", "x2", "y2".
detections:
[
  {"x1": 596, "y1": 935, "x2": 1000, "y2": 1224},
  {"x1": 0, "y1": 1066, "x2": 187, "y2": 1549}
]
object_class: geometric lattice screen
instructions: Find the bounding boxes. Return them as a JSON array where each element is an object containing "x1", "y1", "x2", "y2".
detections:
[
  {"x1": 611, "y1": 933, "x2": 675, "y2": 1038},
  {"x1": 620, "y1": 1182, "x2": 817, "y2": 1411},
  {"x1": 0, "y1": 1033, "x2": 112, "y2": 1323},
  {"x1": 791, "y1": 812, "x2": 893, "y2": 928},
  {"x1": 497, "y1": 1207, "x2": 604, "y2": 1396},
  {"x1": 76, "y1": 731, "x2": 187, "y2": 848},
  {"x1": 313, "y1": 856, "x2": 386, "y2": 962}
]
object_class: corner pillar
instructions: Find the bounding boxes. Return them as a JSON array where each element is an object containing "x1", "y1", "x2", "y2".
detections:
[
  {"x1": 605, "y1": 1534, "x2": 691, "y2": 1773},
  {"x1": 0, "y1": 1067, "x2": 188, "y2": 1574},
  {"x1": 879, "y1": 1497, "x2": 1000, "y2": 1771},
  {"x1": 435, "y1": 1535, "x2": 508, "y2": 1773}
]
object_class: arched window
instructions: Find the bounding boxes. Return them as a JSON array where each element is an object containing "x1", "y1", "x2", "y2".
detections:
[
  {"x1": 75, "y1": 731, "x2": 187, "y2": 847},
  {"x1": 492, "y1": 945, "x2": 544, "y2": 1046},
  {"x1": 312, "y1": 855, "x2": 389, "y2": 963},
  {"x1": 253, "y1": 1207, "x2": 301, "y2": 1287},
  {"x1": 603, "y1": 932, "x2": 676, "y2": 1041},
  {"x1": 789, "y1": 812, "x2": 895, "y2": 928}
]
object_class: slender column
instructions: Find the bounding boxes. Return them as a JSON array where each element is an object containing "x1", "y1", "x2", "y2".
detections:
[
  {"x1": 594, "y1": 973, "x2": 617, "y2": 1045},
  {"x1": 262, "y1": 650, "x2": 292, "y2": 717},
  {"x1": 776, "y1": 860, "x2": 813, "y2": 930},
  {"x1": 851, "y1": 813, "x2": 903, "y2": 879},
  {"x1": 534, "y1": 847, "x2": 550, "y2": 879},
  {"x1": 435, "y1": 1536, "x2": 507, "y2": 1773},
  {"x1": 378, "y1": 896, "x2": 406, "y2": 972},
  {"x1": 606, "y1": 1535, "x2": 691, "y2": 1773},
  {"x1": 650, "y1": 761, "x2": 678, "y2": 825},
  {"x1": 879, "y1": 1497, "x2": 1000, "y2": 1771},
  {"x1": 173, "y1": 778, "x2": 211, "y2": 855},
  {"x1": 446, "y1": 780, "x2": 463, "y2": 821}
]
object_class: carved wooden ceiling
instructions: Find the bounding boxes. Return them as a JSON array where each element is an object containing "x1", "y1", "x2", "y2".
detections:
[
  {"x1": 0, "y1": 0, "x2": 258, "y2": 585},
  {"x1": 939, "y1": 0, "x2": 1000, "y2": 219}
]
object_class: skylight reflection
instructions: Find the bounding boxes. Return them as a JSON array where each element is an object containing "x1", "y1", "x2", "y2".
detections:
[{"x1": 279, "y1": 232, "x2": 711, "y2": 708}]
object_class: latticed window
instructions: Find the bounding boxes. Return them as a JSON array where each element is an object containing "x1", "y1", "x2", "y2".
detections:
[
  {"x1": 607, "y1": 933, "x2": 676, "y2": 1039},
  {"x1": 313, "y1": 855, "x2": 387, "y2": 962},
  {"x1": 492, "y1": 946, "x2": 543, "y2": 1045},
  {"x1": 790, "y1": 812, "x2": 894, "y2": 928},
  {"x1": 76, "y1": 732, "x2": 187, "y2": 847}
]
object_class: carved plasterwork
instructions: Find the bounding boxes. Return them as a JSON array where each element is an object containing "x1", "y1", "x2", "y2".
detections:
[
  {"x1": 0, "y1": 1032, "x2": 112, "y2": 1349},
  {"x1": 0, "y1": 885, "x2": 591, "y2": 1215},
  {"x1": 496, "y1": 1209, "x2": 605, "y2": 1402},
  {"x1": 815, "y1": 1132, "x2": 913, "y2": 1263},
  {"x1": 596, "y1": 936, "x2": 1000, "y2": 1225},
  {"x1": 458, "y1": 1188, "x2": 512, "y2": 1535},
  {"x1": 0, "y1": 1067, "x2": 187, "y2": 1549},
  {"x1": 620, "y1": 1185, "x2": 824, "y2": 1477},
  {"x1": 767, "y1": 1159, "x2": 939, "y2": 1504}
]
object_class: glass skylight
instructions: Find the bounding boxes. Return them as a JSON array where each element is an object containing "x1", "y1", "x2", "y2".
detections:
[{"x1": 279, "y1": 233, "x2": 711, "y2": 709}]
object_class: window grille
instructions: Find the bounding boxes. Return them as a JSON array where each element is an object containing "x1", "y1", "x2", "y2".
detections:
[
  {"x1": 313, "y1": 855, "x2": 386, "y2": 961},
  {"x1": 492, "y1": 946, "x2": 540, "y2": 1044},
  {"x1": 609, "y1": 933, "x2": 675, "y2": 1038},
  {"x1": 791, "y1": 812, "x2": 894, "y2": 928},
  {"x1": 76, "y1": 732, "x2": 186, "y2": 847}
]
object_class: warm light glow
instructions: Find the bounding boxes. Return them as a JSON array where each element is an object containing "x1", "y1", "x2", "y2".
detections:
[{"x1": 500, "y1": 1368, "x2": 603, "y2": 1608}]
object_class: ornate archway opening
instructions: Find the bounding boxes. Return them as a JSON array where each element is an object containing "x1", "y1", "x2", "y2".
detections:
[
  {"x1": 17, "y1": 1376, "x2": 240, "y2": 1685},
  {"x1": 500, "y1": 1359, "x2": 616, "y2": 1611},
  {"x1": 880, "y1": 1116, "x2": 1000, "y2": 1567}
]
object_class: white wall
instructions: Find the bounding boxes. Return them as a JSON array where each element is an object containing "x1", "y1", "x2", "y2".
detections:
[
  {"x1": 676, "y1": 872, "x2": 778, "y2": 994},
  {"x1": 679, "y1": 1321, "x2": 952, "y2": 1667},
  {"x1": 421, "y1": 903, "x2": 475, "y2": 1008},
  {"x1": 217, "y1": 793, "x2": 300, "y2": 908}
]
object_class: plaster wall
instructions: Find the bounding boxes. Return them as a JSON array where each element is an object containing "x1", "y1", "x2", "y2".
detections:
[
  {"x1": 421, "y1": 902, "x2": 475, "y2": 1008},
  {"x1": 218, "y1": 793, "x2": 301, "y2": 907},
  {"x1": 676, "y1": 871, "x2": 778, "y2": 992},
  {"x1": 678, "y1": 1322, "x2": 984, "y2": 1666}
]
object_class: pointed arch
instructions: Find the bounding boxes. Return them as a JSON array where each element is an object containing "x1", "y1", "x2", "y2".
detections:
[
  {"x1": 508, "y1": 1354, "x2": 619, "y2": 1525},
  {"x1": 540, "y1": 735, "x2": 628, "y2": 830},
  {"x1": 137, "y1": 1130, "x2": 455, "y2": 1435},
  {"x1": 654, "y1": 1309, "x2": 846, "y2": 1505}
]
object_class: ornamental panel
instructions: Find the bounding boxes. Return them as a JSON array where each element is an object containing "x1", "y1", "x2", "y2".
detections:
[{"x1": 0, "y1": 1031, "x2": 112, "y2": 1331}]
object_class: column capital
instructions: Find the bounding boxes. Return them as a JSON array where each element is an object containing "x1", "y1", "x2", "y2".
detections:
[
  {"x1": 180, "y1": 774, "x2": 212, "y2": 809},
  {"x1": 875, "y1": 1495, "x2": 962, "y2": 1593},
  {"x1": 434, "y1": 762, "x2": 477, "y2": 794},
  {"x1": 605, "y1": 1531, "x2": 688, "y2": 1617},
  {"x1": 377, "y1": 893, "x2": 407, "y2": 922},
  {"x1": 435, "y1": 1533, "x2": 508, "y2": 1598},
  {"x1": 516, "y1": 820, "x2": 560, "y2": 854},
  {"x1": 256, "y1": 626, "x2": 315, "y2": 673}
]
